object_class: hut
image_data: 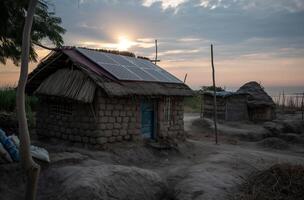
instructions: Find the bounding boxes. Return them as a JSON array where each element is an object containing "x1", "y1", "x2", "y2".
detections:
[
  {"x1": 202, "y1": 91, "x2": 249, "y2": 121},
  {"x1": 26, "y1": 47, "x2": 193, "y2": 145},
  {"x1": 237, "y1": 81, "x2": 276, "y2": 121}
]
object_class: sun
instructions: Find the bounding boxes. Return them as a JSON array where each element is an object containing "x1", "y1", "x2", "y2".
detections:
[{"x1": 117, "y1": 36, "x2": 133, "y2": 51}]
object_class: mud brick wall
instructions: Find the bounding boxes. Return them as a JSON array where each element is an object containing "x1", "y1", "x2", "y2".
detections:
[
  {"x1": 36, "y1": 97, "x2": 99, "y2": 144},
  {"x1": 36, "y1": 91, "x2": 141, "y2": 145},
  {"x1": 93, "y1": 89, "x2": 141, "y2": 143},
  {"x1": 157, "y1": 97, "x2": 185, "y2": 140},
  {"x1": 36, "y1": 91, "x2": 186, "y2": 145}
]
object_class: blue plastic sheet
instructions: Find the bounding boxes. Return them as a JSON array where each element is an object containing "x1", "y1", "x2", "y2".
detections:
[{"x1": 0, "y1": 129, "x2": 20, "y2": 162}]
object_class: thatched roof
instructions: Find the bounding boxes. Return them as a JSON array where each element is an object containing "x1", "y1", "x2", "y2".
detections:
[
  {"x1": 35, "y1": 69, "x2": 96, "y2": 103},
  {"x1": 237, "y1": 81, "x2": 275, "y2": 108},
  {"x1": 26, "y1": 47, "x2": 193, "y2": 103}
]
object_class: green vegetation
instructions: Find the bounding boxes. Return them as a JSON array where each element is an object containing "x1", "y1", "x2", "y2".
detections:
[
  {"x1": 201, "y1": 85, "x2": 225, "y2": 92},
  {"x1": 184, "y1": 91, "x2": 201, "y2": 113},
  {"x1": 0, "y1": 87, "x2": 38, "y2": 127},
  {"x1": 0, "y1": 0, "x2": 65, "y2": 64}
]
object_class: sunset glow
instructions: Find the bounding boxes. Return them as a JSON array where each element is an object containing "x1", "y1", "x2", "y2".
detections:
[
  {"x1": 117, "y1": 36, "x2": 134, "y2": 51},
  {"x1": 0, "y1": 0, "x2": 303, "y2": 95}
]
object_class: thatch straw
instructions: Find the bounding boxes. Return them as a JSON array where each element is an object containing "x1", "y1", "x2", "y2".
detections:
[
  {"x1": 237, "y1": 81, "x2": 275, "y2": 108},
  {"x1": 35, "y1": 68, "x2": 96, "y2": 103}
]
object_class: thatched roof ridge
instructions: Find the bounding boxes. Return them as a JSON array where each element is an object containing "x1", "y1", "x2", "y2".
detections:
[
  {"x1": 237, "y1": 81, "x2": 275, "y2": 107},
  {"x1": 203, "y1": 91, "x2": 247, "y2": 98}
]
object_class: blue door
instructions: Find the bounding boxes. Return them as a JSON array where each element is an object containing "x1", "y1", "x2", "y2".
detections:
[{"x1": 141, "y1": 101, "x2": 154, "y2": 139}]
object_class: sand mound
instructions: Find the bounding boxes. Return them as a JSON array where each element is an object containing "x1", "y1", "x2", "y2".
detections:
[
  {"x1": 38, "y1": 164, "x2": 168, "y2": 200},
  {"x1": 257, "y1": 137, "x2": 289, "y2": 149},
  {"x1": 233, "y1": 164, "x2": 304, "y2": 200}
]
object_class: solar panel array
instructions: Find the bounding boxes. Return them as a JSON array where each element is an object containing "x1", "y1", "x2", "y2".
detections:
[{"x1": 76, "y1": 48, "x2": 182, "y2": 83}]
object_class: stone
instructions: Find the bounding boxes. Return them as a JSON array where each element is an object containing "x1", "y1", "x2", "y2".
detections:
[
  {"x1": 128, "y1": 123, "x2": 136, "y2": 129},
  {"x1": 75, "y1": 135, "x2": 82, "y2": 142},
  {"x1": 96, "y1": 137, "x2": 107, "y2": 144},
  {"x1": 99, "y1": 110, "x2": 105, "y2": 116},
  {"x1": 120, "y1": 130, "x2": 127, "y2": 136},
  {"x1": 107, "y1": 105, "x2": 114, "y2": 110},
  {"x1": 113, "y1": 130, "x2": 119, "y2": 136},
  {"x1": 106, "y1": 123, "x2": 114, "y2": 129},
  {"x1": 109, "y1": 137, "x2": 116, "y2": 143},
  {"x1": 96, "y1": 123, "x2": 106, "y2": 130},
  {"x1": 116, "y1": 136, "x2": 123, "y2": 141},
  {"x1": 123, "y1": 135, "x2": 131, "y2": 140},
  {"x1": 100, "y1": 117, "x2": 108, "y2": 123},
  {"x1": 113, "y1": 111, "x2": 120, "y2": 116},
  {"x1": 104, "y1": 130, "x2": 112, "y2": 137},
  {"x1": 89, "y1": 137, "x2": 97, "y2": 144},
  {"x1": 82, "y1": 137, "x2": 89, "y2": 143},
  {"x1": 123, "y1": 117, "x2": 129, "y2": 123},
  {"x1": 114, "y1": 123, "x2": 121, "y2": 129},
  {"x1": 116, "y1": 117, "x2": 122, "y2": 123},
  {"x1": 93, "y1": 130, "x2": 104, "y2": 137},
  {"x1": 120, "y1": 111, "x2": 126, "y2": 116},
  {"x1": 115, "y1": 104, "x2": 123, "y2": 110},
  {"x1": 109, "y1": 117, "x2": 115, "y2": 123},
  {"x1": 99, "y1": 104, "x2": 106, "y2": 110}
]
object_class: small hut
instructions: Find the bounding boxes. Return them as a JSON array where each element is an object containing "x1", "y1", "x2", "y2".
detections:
[
  {"x1": 237, "y1": 81, "x2": 276, "y2": 121},
  {"x1": 202, "y1": 91, "x2": 249, "y2": 121},
  {"x1": 26, "y1": 47, "x2": 193, "y2": 145}
]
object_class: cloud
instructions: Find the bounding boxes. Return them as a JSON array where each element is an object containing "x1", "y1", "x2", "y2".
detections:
[
  {"x1": 197, "y1": 0, "x2": 304, "y2": 12},
  {"x1": 142, "y1": 0, "x2": 188, "y2": 10},
  {"x1": 177, "y1": 38, "x2": 202, "y2": 42},
  {"x1": 158, "y1": 49, "x2": 201, "y2": 56}
]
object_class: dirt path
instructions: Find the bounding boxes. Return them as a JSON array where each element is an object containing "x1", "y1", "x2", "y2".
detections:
[{"x1": 1, "y1": 113, "x2": 304, "y2": 200}]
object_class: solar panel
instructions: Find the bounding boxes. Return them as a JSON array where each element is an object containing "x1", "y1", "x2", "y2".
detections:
[
  {"x1": 128, "y1": 67, "x2": 157, "y2": 81},
  {"x1": 144, "y1": 69, "x2": 168, "y2": 82},
  {"x1": 98, "y1": 63, "x2": 141, "y2": 80},
  {"x1": 77, "y1": 48, "x2": 117, "y2": 65},
  {"x1": 76, "y1": 48, "x2": 183, "y2": 83},
  {"x1": 107, "y1": 54, "x2": 136, "y2": 66}
]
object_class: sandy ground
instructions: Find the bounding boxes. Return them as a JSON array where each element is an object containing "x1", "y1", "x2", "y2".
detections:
[{"x1": 1, "y1": 113, "x2": 304, "y2": 200}]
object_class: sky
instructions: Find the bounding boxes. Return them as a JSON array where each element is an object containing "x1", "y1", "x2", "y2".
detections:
[{"x1": 1, "y1": 0, "x2": 304, "y2": 95}]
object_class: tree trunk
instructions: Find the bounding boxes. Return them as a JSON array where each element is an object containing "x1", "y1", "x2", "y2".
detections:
[{"x1": 16, "y1": 0, "x2": 40, "y2": 200}]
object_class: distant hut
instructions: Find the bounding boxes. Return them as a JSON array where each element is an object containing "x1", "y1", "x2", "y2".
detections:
[
  {"x1": 237, "y1": 81, "x2": 276, "y2": 121},
  {"x1": 202, "y1": 91, "x2": 249, "y2": 121},
  {"x1": 26, "y1": 47, "x2": 193, "y2": 146}
]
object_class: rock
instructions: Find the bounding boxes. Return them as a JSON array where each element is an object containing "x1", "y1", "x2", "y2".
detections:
[
  {"x1": 263, "y1": 122, "x2": 284, "y2": 136},
  {"x1": 257, "y1": 137, "x2": 289, "y2": 150},
  {"x1": 281, "y1": 120, "x2": 304, "y2": 134},
  {"x1": 38, "y1": 165, "x2": 167, "y2": 200},
  {"x1": 279, "y1": 133, "x2": 300, "y2": 143}
]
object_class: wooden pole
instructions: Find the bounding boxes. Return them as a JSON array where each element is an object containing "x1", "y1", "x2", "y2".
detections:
[
  {"x1": 155, "y1": 39, "x2": 158, "y2": 65},
  {"x1": 282, "y1": 90, "x2": 285, "y2": 113},
  {"x1": 301, "y1": 93, "x2": 304, "y2": 120},
  {"x1": 183, "y1": 73, "x2": 188, "y2": 83},
  {"x1": 211, "y1": 44, "x2": 218, "y2": 144},
  {"x1": 200, "y1": 94, "x2": 204, "y2": 119}
]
